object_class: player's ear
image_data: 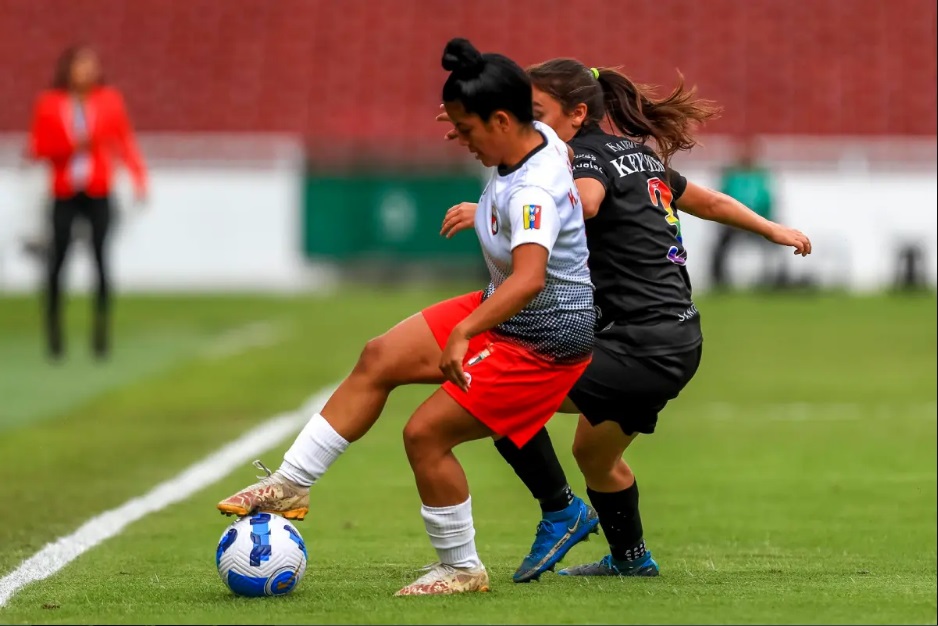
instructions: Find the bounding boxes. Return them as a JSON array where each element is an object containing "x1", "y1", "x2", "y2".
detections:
[
  {"x1": 571, "y1": 102, "x2": 588, "y2": 128},
  {"x1": 491, "y1": 110, "x2": 511, "y2": 133}
]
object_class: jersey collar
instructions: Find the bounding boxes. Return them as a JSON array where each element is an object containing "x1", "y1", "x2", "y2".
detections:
[
  {"x1": 497, "y1": 130, "x2": 548, "y2": 176},
  {"x1": 574, "y1": 124, "x2": 606, "y2": 139}
]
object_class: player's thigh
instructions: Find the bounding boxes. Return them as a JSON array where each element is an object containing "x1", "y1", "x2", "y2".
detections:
[
  {"x1": 363, "y1": 291, "x2": 484, "y2": 386},
  {"x1": 359, "y1": 312, "x2": 446, "y2": 385}
]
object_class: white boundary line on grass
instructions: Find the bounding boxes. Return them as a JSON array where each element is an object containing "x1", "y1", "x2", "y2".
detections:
[
  {"x1": 0, "y1": 384, "x2": 336, "y2": 609},
  {"x1": 200, "y1": 320, "x2": 288, "y2": 360}
]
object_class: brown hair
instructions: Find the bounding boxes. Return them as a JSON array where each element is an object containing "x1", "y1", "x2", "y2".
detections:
[
  {"x1": 51, "y1": 44, "x2": 104, "y2": 90},
  {"x1": 528, "y1": 58, "x2": 720, "y2": 169}
]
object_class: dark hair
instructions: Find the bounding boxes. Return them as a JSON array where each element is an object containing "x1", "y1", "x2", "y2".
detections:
[
  {"x1": 51, "y1": 44, "x2": 104, "y2": 90},
  {"x1": 528, "y1": 58, "x2": 720, "y2": 169},
  {"x1": 441, "y1": 38, "x2": 533, "y2": 124}
]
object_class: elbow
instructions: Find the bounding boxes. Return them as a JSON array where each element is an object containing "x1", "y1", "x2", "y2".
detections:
[
  {"x1": 710, "y1": 196, "x2": 730, "y2": 218},
  {"x1": 518, "y1": 273, "x2": 546, "y2": 300},
  {"x1": 582, "y1": 200, "x2": 600, "y2": 220},
  {"x1": 526, "y1": 276, "x2": 546, "y2": 297}
]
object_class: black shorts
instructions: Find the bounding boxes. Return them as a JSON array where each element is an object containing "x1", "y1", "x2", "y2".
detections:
[{"x1": 567, "y1": 341, "x2": 702, "y2": 435}]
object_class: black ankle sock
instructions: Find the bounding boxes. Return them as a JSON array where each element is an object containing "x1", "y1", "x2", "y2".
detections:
[
  {"x1": 494, "y1": 428, "x2": 574, "y2": 513},
  {"x1": 587, "y1": 482, "x2": 646, "y2": 562}
]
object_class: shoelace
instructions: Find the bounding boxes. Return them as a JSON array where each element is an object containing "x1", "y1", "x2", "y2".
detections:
[
  {"x1": 412, "y1": 562, "x2": 455, "y2": 582},
  {"x1": 253, "y1": 459, "x2": 274, "y2": 480},
  {"x1": 527, "y1": 519, "x2": 558, "y2": 555}
]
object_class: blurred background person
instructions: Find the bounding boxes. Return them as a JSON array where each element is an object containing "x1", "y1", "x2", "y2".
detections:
[
  {"x1": 26, "y1": 43, "x2": 147, "y2": 361},
  {"x1": 708, "y1": 135, "x2": 785, "y2": 291}
]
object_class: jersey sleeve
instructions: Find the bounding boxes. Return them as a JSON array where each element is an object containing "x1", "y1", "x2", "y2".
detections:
[
  {"x1": 668, "y1": 168, "x2": 688, "y2": 200},
  {"x1": 571, "y1": 145, "x2": 611, "y2": 189},
  {"x1": 507, "y1": 186, "x2": 561, "y2": 254}
]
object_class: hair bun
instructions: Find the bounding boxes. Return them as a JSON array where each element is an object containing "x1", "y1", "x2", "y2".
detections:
[{"x1": 442, "y1": 38, "x2": 485, "y2": 78}]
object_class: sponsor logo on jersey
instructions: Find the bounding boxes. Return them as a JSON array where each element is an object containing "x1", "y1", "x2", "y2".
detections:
[{"x1": 491, "y1": 201, "x2": 499, "y2": 235}]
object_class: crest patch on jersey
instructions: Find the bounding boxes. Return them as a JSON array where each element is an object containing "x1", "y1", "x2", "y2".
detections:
[{"x1": 522, "y1": 205, "x2": 541, "y2": 230}]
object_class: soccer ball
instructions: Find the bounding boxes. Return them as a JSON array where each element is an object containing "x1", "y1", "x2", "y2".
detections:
[{"x1": 215, "y1": 512, "x2": 308, "y2": 597}]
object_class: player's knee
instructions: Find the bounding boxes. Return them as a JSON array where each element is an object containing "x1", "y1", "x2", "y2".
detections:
[
  {"x1": 402, "y1": 419, "x2": 436, "y2": 464},
  {"x1": 572, "y1": 439, "x2": 617, "y2": 480},
  {"x1": 354, "y1": 336, "x2": 395, "y2": 382}
]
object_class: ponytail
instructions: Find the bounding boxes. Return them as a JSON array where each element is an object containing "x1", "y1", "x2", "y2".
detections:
[
  {"x1": 595, "y1": 67, "x2": 721, "y2": 169},
  {"x1": 527, "y1": 59, "x2": 720, "y2": 170}
]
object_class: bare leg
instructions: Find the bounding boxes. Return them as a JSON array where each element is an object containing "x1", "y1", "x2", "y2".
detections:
[
  {"x1": 402, "y1": 388, "x2": 493, "y2": 506},
  {"x1": 395, "y1": 389, "x2": 493, "y2": 596},
  {"x1": 571, "y1": 415, "x2": 637, "y2": 492},
  {"x1": 321, "y1": 312, "x2": 445, "y2": 442}
]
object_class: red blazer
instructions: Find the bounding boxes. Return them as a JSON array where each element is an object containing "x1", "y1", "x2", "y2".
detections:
[{"x1": 27, "y1": 86, "x2": 147, "y2": 199}]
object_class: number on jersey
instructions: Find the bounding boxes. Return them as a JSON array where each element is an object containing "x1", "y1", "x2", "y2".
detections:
[{"x1": 647, "y1": 177, "x2": 682, "y2": 243}]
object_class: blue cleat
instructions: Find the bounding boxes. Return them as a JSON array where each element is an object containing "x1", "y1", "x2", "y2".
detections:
[
  {"x1": 557, "y1": 551, "x2": 660, "y2": 577},
  {"x1": 513, "y1": 497, "x2": 600, "y2": 583}
]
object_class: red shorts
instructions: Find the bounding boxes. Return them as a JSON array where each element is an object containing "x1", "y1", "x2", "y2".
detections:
[{"x1": 421, "y1": 291, "x2": 590, "y2": 447}]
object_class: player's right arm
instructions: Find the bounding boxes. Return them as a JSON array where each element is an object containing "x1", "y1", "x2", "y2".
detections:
[{"x1": 571, "y1": 146, "x2": 609, "y2": 219}]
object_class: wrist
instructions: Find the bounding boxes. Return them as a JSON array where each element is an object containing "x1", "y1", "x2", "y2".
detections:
[
  {"x1": 453, "y1": 322, "x2": 474, "y2": 341},
  {"x1": 760, "y1": 221, "x2": 778, "y2": 238}
]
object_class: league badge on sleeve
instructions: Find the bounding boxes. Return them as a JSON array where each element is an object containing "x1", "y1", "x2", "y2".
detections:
[{"x1": 522, "y1": 205, "x2": 541, "y2": 230}]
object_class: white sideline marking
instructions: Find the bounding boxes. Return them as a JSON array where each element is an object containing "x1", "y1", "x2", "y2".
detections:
[
  {"x1": 201, "y1": 320, "x2": 287, "y2": 360},
  {"x1": 0, "y1": 384, "x2": 336, "y2": 609}
]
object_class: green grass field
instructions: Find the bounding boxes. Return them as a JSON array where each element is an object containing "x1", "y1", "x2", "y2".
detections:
[{"x1": 0, "y1": 288, "x2": 935, "y2": 625}]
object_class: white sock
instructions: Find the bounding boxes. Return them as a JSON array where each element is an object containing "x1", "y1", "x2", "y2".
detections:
[
  {"x1": 421, "y1": 496, "x2": 482, "y2": 569},
  {"x1": 278, "y1": 412, "x2": 349, "y2": 487}
]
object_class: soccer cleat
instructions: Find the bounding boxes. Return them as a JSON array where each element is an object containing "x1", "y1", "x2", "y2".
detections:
[
  {"x1": 217, "y1": 460, "x2": 310, "y2": 521},
  {"x1": 395, "y1": 562, "x2": 490, "y2": 597},
  {"x1": 557, "y1": 551, "x2": 660, "y2": 577},
  {"x1": 513, "y1": 496, "x2": 601, "y2": 583}
]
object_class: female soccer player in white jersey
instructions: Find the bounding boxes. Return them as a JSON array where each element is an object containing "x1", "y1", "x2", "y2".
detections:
[{"x1": 218, "y1": 38, "x2": 595, "y2": 596}]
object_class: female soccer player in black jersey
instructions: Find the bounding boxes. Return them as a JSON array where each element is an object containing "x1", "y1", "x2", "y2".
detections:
[{"x1": 439, "y1": 59, "x2": 811, "y2": 581}]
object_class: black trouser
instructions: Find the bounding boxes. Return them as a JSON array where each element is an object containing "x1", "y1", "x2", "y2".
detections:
[{"x1": 45, "y1": 192, "x2": 112, "y2": 357}]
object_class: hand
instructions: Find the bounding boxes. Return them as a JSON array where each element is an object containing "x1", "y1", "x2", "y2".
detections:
[
  {"x1": 440, "y1": 202, "x2": 477, "y2": 238},
  {"x1": 440, "y1": 326, "x2": 471, "y2": 392},
  {"x1": 766, "y1": 224, "x2": 812, "y2": 257},
  {"x1": 436, "y1": 104, "x2": 458, "y2": 141}
]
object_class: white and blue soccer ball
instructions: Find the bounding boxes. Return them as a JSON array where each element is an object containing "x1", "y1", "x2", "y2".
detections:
[{"x1": 216, "y1": 512, "x2": 308, "y2": 597}]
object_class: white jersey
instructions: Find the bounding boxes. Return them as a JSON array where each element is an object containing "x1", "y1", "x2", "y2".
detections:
[{"x1": 474, "y1": 121, "x2": 595, "y2": 363}]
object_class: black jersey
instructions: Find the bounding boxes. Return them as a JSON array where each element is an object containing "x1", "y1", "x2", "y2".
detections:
[{"x1": 570, "y1": 124, "x2": 702, "y2": 357}]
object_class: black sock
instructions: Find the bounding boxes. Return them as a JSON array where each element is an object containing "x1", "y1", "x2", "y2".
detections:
[
  {"x1": 587, "y1": 482, "x2": 646, "y2": 562},
  {"x1": 494, "y1": 428, "x2": 574, "y2": 513}
]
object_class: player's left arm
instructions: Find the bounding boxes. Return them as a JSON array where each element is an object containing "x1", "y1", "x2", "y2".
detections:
[
  {"x1": 111, "y1": 91, "x2": 148, "y2": 202},
  {"x1": 439, "y1": 188, "x2": 559, "y2": 390},
  {"x1": 678, "y1": 180, "x2": 811, "y2": 256},
  {"x1": 454, "y1": 242, "x2": 550, "y2": 342},
  {"x1": 458, "y1": 186, "x2": 558, "y2": 336}
]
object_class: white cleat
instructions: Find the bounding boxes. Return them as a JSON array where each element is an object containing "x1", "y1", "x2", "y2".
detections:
[
  {"x1": 217, "y1": 460, "x2": 309, "y2": 521},
  {"x1": 395, "y1": 562, "x2": 491, "y2": 597}
]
